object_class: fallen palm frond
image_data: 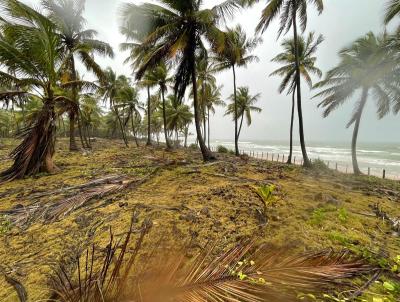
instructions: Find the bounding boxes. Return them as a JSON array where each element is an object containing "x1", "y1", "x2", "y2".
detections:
[
  {"x1": 45, "y1": 222, "x2": 374, "y2": 302},
  {"x1": 371, "y1": 203, "x2": 400, "y2": 233},
  {"x1": 0, "y1": 172, "x2": 157, "y2": 228},
  {"x1": 4, "y1": 275, "x2": 28, "y2": 302}
]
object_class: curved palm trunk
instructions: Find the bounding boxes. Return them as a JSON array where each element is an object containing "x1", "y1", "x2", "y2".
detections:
[
  {"x1": 293, "y1": 15, "x2": 311, "y2": 167},
  {"x1": 1, "y1": 98, "x2": 58, "y2": 182},
  {"x1": 113, "y1": 106, "x2": 129, "y2": 147},
  {"x1": 237, "y1": 112, "x2": 245, "y2": 140},
  {"x1": 146, "y1": 86, "x2": 152, "y2": 146},
  {"x1": 287, "y1": 86, "x2": 296, "y2": 164},
  {"x1": 232, "y1": 65, "x2": 239, "y2": 156},
  {"x1": 190, "y1": 52, "x2": 214, "y2": 161},
  {"x1": 130, "y1": 110, "x2": 139, "y2": 147},
  {"x1": 161, "y1": 87, "x2": 172, "y2": 150},
  {"x1": 352, "y1": 88, "x2": 368, "y2": 175}
]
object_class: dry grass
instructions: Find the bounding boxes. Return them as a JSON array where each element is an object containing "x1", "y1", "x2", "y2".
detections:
[{"x1": 0, "y1": 138, "x2": 399, "y2": 301}]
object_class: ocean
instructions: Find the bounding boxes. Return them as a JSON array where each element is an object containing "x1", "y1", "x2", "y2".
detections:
[{"x1": 207, "y1": 139, "x2": 400, "y2": 180}]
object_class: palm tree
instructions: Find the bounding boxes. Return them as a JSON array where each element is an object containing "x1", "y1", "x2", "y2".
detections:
[
  {"x1": 42, "y1": 0, "x2": 113, "y2": 151},
  {"x1": 254, "y1": 0, "x2": 324, "y2": 167},
  {"x1": 0, "y1": 0, "x2": 81, "y2": 180},
  {"x1": 270, "y1": 32, "x2": 323, "y2": 164},
  {"x1": 102, "y1": 69, "x2": 130, "y2": 147},
  {"x1": 314, "y1": 32, "x2": 399, "y2": 175},
  {"x1": 115, "y1": 85, "x2": 142, "y2": 147},
  {"x1": 203, "y1": 84, "x2": 225, "y2": 149},
  {"x1": 80, "y1": 94, "x2": 103, "y2": 144},
  {"x1": 214, "y1": 25, "x2": 260, "y2": 156},
  {"x1": 120, "y1": 0, "x2": 246, "y2": 161},
  {"x1": 142, "y1": 62, "x2": 173, "y2": 149},
  {"x1": 225, "y1": 87, "x2": 262, "y2": 143},
  {"x1": 385, "y1": 0, "x2": 400, "y2": 24},
  {"x1": 165, "y1": 95, "x2": 194, "y2": 145}
]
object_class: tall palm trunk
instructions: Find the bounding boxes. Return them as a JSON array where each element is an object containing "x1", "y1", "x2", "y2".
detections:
[
  {"x1": 287, "y1": 85, "x2": 296, "y2": 164},
  {"x1": 202, "y1": 83, "x2": 207, "y2": 143},
  {"x1": 238, "y1": 112, "x2": 244, "y2": 139},
  {"x1": 190, "y1": 49, "x2": 214, "y2": 161},
  {"x1": 130, "y1": 110, "x2": 139, "y2": 147},
  {"x1": 69, "y1": 56, "x2": 79, "y2": 151},
  {"x1": 113, "y1": 104, "x2": 129, "y2": 147},
  {"x1": 352, "y1": 88, "x2": 368, "y2": 175},
  {"x1": 207, "y1": 107, "x2": 210, "y2": 149},
  {"x1": 146, "y1": 86, "x2": 152, "y2": 146},
  {"x1": 161, "y1": 87, "x2": 172, "y2": 149},
  {"x1": 293, "y1": 14, "x2": 311, "y2": 167},
  {"x1": 232, "y1": 65, "x2": 239, "y2": 156}
]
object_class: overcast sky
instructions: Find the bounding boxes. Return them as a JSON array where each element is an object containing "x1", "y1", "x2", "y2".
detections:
[{"x1": 23, "y1": 0, "x2": 400, "y2": 144}]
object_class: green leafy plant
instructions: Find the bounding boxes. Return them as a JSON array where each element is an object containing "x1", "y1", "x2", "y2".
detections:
[
  {"x1": 217, "y1": 145, "x2": 229, "y2": 153},
  {"x1": 0, "y1": 215, "x2": 11, "y2": 234},
  {"x1": 309, "y1": 208, "x2": 326, "y2": 226},
  {"x1": 338, "y1": 208, "x2": 349, "y2": 223}
]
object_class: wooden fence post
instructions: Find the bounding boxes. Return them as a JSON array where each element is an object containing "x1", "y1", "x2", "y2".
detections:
[
  {"x1": 383, "y1": 169, "x2": 386, "y2": 179},
  {"x1": 368, "y1": 167, "x2": 370, "y2": 176}
]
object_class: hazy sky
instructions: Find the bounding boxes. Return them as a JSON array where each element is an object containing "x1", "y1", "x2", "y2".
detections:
[{"x1": 22, "y1": 0, "x2": 400, "y2": 143}]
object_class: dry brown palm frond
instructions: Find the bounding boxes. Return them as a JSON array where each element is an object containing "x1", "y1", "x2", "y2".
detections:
[{"x1": 46, "y1": 222, "x2": 374, "y2": 302}]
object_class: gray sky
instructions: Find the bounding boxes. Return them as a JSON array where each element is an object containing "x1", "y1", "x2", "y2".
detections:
[{"x1": 23, "y1": 0, "x2": 400, "y2": 143}]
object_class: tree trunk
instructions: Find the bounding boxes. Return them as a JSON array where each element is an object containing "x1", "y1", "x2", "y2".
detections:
[
  {"x1": 287, "y1": 85, "x2": 296, "y2": 164},
  {"x1": 161, "y1": 87, "x2": 172, "y2": 150},
  {"x1": 68, "y1": 111, "x2": 79, "y2": 151},
  {"x1": 207, "y1": 107, "x2": 210, "y2": 149},
  {"x1": 293, "y1": 14, "x2": 311, "y2": 167},
  {"x1": 131, "y1": 110, "x2": 139, "y2": 147},
  {"x1": 0, "y1": 98, "x2": 58, "y2": 181},
  {"x1": 352, "y1": 88, "x2": 368, "y2": 175},
  {"x1": 114, "y1": 106, "x2": 129, "y2": 147},
  {"x1": 146, "y1": 86, "x2": 152, "y2": 146},
  {"x1": 237, "y1": 112, "x2": 244, "y2": 139},
  {"x1": 232, "y1": 65, "x2": 239, "y2": 156},
  {"x1": 190, "y1": 50, "x2": 214, "y2": 161}
]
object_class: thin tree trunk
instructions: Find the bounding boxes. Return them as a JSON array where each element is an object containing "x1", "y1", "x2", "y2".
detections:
[
  {"x1": 352, "y1": 88, "x2": 368, "y2": 175},
  {"x1": 113, "y1": 106, "x2": 129, "y2": 147},
  {"x1": 190, "y1": 49, "x2": 214, "y2": 161},
  {"x1": 161, "y1": 87, "x2": 172, "y2": 149},
  {"x1": 130, "y1": 110, "x2": 139, "y2": 147},
  {"x1": 146, "y1": 86, "x2": 152, "y2": 146},
  {"x1": 287, "y1": 85, "x2": 296, "y2": 164},
  {"x1": 77, "y1": 112, "x2": 87, "y2": 149},
  {"x1": 293, "y1": 14, "x2": 311, "y2": 167},
  {"x1": 237, "y1": 112, "x2": 244, "y2": 139},
  {"x1": 69, "y1": 56, "x2": 79, "y2": 151},
  {"x1": 232, "y1": 65, "x2": 239, "y2": 156},
  {"x1": 68, "y1": 111, "x2": 79, "y2": 151},
  {"x1": 207, "y1": 107, "x2": 210, "y2": 149}
]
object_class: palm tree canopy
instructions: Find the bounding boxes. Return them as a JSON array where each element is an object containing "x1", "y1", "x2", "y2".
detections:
[
  {"x1": 384, "y1": 0, "x2": 400, "y2": 24},
  {"x1": 255, "y1": 0, "x2": 324, "y2": 36},
  {"x1": 120, "y1": 0, "x2": 247, "y2": 100},
  {"x1": 270, "y1": 31, "x2": 323, "y2": 94},
  {"x1": 314, "y1": 32, "x2": 400, "y2": 126},
  {"x1": 214, "y1": 25, "x2": 261, "y2": 70},
  {"x1": 41, "y1": 0, "x2": 114, "y2": 83},
  {"x1": 165, "y1": 95, "x2": 193, "y2": 131},
  {"x1": 226, "y1": 86, "x2": 262, "y2": 125}
]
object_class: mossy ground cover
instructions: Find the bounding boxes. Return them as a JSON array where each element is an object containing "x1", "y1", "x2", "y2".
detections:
[{"x1": 0, "y1": 138, "x2": 399, "y2": 301}]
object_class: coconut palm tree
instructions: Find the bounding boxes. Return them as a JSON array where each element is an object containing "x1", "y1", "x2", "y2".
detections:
[
  {"x1": 270, "y1": 32, "x2": 323, "y2": 164},
  {"x1": 225, "y1": 87, "x2": 262, "y2": 143},
  {"x1": 165, "y1": 95, "x2": 194, "y2": 145},
  {"x1": 214, "y1": 25, "x2": 260, "y2": 156},
  {"x1": 385, "y1": 0, "x2": 400, "y2": 25},
  {"x1": 254, "y1": 0, "x2": 324, "y2": 167},
  {"x1": 142, "y1": 62, "x2": 173, "y2": 149},
  {"x1": 0, "y1": 0, "x2": 83, "y2": 180},
  {"x1": 120, "y1": 0, "x2": 247, "y2": 161},
  {"x1": 42, "y1": 0, "x2": 113, "y2": 151},
  {"x1": 314, "y1": 32, "x2": 399, "y2": 175},
  {"x1": 80, "y1": 94, "x2": 103, "y2": 144},
  {"x1": 102, "y1": 68, "x2": 130, "y2": 147},
  {"x1": 115, "y1": 85, "x2": 142, "y2": 147},
  {"x1": 203, "y1": 83, "x2": 225, "y2": 149}
]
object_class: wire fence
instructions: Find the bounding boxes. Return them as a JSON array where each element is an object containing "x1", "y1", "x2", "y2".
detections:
[{"x1": 208, "y1": 146, "x2": 398, "y2": 181}]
